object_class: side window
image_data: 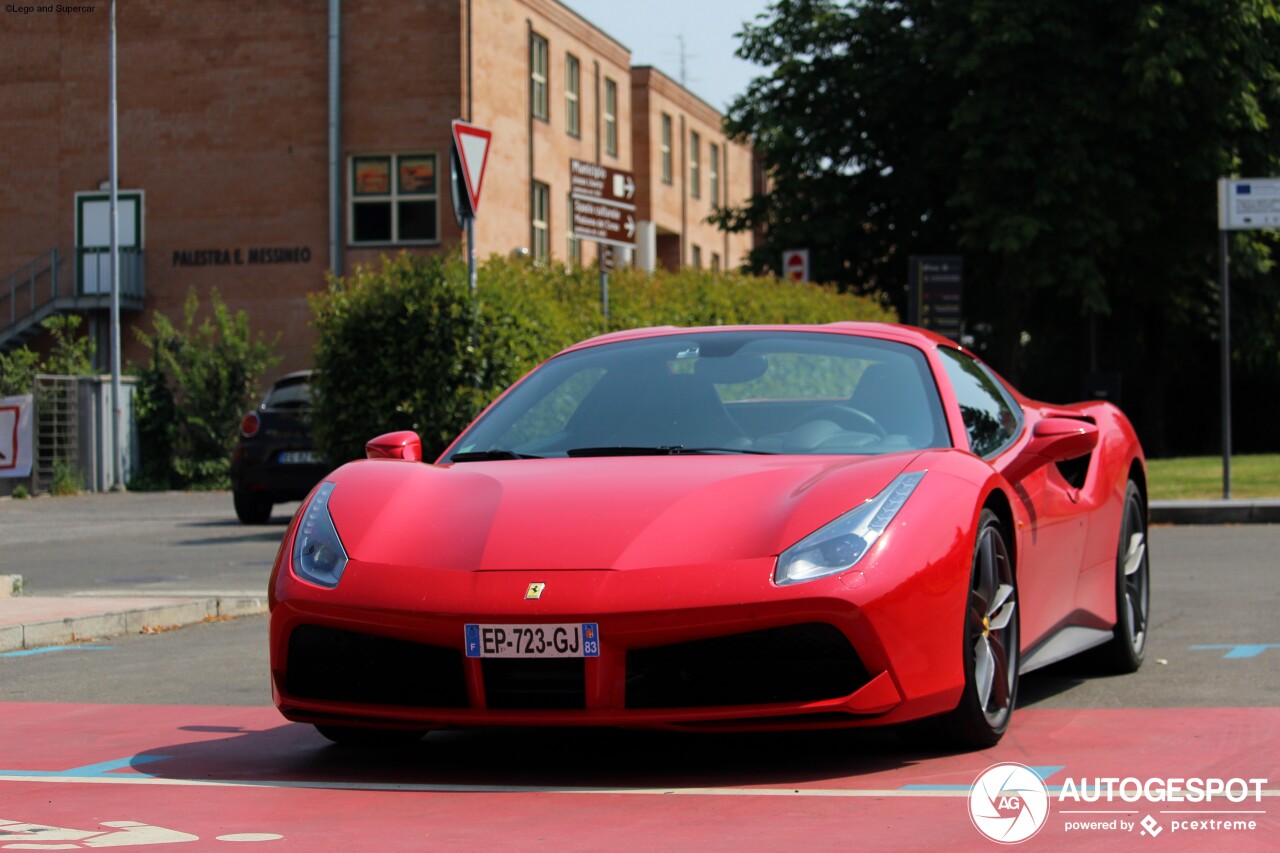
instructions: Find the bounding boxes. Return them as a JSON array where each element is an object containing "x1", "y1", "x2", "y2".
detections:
[{"x1": 938, "y1": 348, "x2": 1021, "y2": 457}]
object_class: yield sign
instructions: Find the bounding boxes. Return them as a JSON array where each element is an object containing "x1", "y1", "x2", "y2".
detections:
[{"x1": 451, "y1": 119, "x2": 492, "y2": 216}]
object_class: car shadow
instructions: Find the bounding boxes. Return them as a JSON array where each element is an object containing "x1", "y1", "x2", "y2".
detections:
[
  {"x1": 182, "y1": 516, "x2": 295, "y2": 530},
  {"x1": 176, "y1": 532, "x2": 289, "y2": 547},
  {"x1": 1016, "y1": 657, "x2": 1107, "y2": 707},
  {"x1": 127, "y1": 721, "x2": 964, "y2": 790}
]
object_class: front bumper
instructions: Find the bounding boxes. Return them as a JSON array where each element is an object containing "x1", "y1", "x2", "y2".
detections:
[{"x1": 270, "y1": 551, "x2": 968, "y2": 732}]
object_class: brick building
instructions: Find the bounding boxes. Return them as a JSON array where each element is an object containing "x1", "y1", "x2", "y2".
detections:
[{"x1": 0, "y1": 0, "x2": 758, "y2": 374}]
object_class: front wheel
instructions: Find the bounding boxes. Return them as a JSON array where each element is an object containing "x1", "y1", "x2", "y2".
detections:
[{"x1": 922, "y1": 509, "x2": 1020, "y2": 751}]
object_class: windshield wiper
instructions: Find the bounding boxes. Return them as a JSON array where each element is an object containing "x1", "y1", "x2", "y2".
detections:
[
  {"x1": 449, "y1": 449, "x2": 544, "y2": 462},
  {"x1": 566, "y1": 445, "x2": 775, "y2": 457}
]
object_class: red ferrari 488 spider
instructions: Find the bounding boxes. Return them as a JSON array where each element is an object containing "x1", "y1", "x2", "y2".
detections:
[{"x1": 269, "y1": 323, "x2": 1149, "y2": 750}]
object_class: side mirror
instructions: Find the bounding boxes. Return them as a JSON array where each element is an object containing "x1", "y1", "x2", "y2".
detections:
[
  {"x1": 1000, "y1": 417, "x2": 1098, "y2": 484},
  {"x1": 365, "y1": 430, "x2": 423, "y2": 462}
]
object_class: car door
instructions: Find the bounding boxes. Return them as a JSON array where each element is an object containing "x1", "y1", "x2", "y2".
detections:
[{"x1": 936, "y1": 348, "x2": 1083, "y2": 649}]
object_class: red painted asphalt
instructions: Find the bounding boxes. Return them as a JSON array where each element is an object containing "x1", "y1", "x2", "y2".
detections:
[{"x1": 0, "y1": 704, "x2": 1276, "y2": 850}]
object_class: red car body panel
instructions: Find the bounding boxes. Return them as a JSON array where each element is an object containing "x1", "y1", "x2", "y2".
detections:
[{"x1": 269, "y1": 323, "x2": 1145, "y2": 734}]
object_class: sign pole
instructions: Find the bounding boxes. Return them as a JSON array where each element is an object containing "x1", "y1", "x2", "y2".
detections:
[
  {"x1": 600, "y1": 265, "x2": 609, "y2": 320},
  {"x1": 109, "y1": 0, "x2": 124, "y2": 492},
  {"x1": 1217, "y1": 175, "x2": 1280, "y2": 499},
  {"x1": 467, "y1": 217, "x2": 476, "y2": 296},
  {"x1": 1219, "y1": 228, "x2": 1231, "y2": 500}
]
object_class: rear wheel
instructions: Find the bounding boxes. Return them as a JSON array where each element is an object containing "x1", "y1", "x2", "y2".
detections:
[
  {"x1": 1091, "y1": 481, "x2": 1149, "y2": 673},
  {"x1": 314, "y1": 725, "x2": 426, "y2": 748},
  {"x1": 922, "y1": 509, "x2": 1020, "y2": 751},
  {"x1": 233, "y1": 490, "x2": 272, "y2": 524}
]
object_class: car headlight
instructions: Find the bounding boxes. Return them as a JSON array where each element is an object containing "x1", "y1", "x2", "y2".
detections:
[
  {"x1": 292, "y1": 481, "x2": 348, "y2": 588},
  {"x1": 774, "y1": 471, "x2": 925, "y2": 585}
]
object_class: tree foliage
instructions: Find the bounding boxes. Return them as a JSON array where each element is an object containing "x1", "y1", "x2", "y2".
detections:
[
  {"x1": 721, "y1": 0, "x2": 1280, "y2": 453},
  {"x1": 132, "y1": 289, "x2": 278, "y2": 489},
  {"x1": 0, "y1": 315, "x2": 95, "y2": 396}
]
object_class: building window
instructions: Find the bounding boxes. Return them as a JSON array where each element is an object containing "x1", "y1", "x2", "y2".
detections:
[
  {"x1": 690, "y1": 131, "x2": 701, "y2": 199},
  {"x1": 532, "y1": 181, "x2": 550, "y2": 261},
  {"x1": 567, "y1": 193, "x2": 581, "y2": 264},
  {"x1": 604, "y1": 77, "x2": 618, "y2": 157},
  {"x1": 691, "y1": 244, "x2": 702, "y2": 269},
  {"x1": 711, "y1": 252, "x2": 721, "y2": 272},
  {"x1": 349, "y1": 154, "x2": 438, "y2": 244},
  {"x1": 660, "y1": 113, "x2": 672, "y2": 184},
  {"x1": 531, "y1": 32, "x2": 548, "y2": 122},
  {"x1": 709, "y1": 142, "x2": 720, "y2": 205},
  {"x1": 565, "y1": 54, "x2": 581, "y2": 137}
]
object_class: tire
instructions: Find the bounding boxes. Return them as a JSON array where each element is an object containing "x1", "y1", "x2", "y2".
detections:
[
  {"x1": 315, "y1": 725, "x2": 425, "y2": 748},
  {"x1": 233, "y1": 490, "x2": 273, "y2": 524},
  {"x1": 1090, "y1": 481, "x2": 1150, "y2": 673},
  {"x1": 919, "y1": 509, "x2": 1020, "y2": 751}
]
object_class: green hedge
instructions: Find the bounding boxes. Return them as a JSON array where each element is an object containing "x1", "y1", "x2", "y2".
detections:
[{"x1": 310, "y1": 253, "x2": 895, "y2": 463}]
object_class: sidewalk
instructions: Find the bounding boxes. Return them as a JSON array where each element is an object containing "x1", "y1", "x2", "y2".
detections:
[
  {"x1": 1150, "y1": 498, "x2": 1280, "y2": 525},
  {"x1": 0, "y1": 593, "x2": 267, "y2": 654},
  {"x1": 0, "y1": 491, "x2": 283, "y2": 654}
]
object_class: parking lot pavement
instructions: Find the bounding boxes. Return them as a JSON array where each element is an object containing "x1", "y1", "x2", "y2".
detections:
[
  {"x1": 0, "y1": 491, "x2": 292, "y2": 652},
  {"x1": 0, "y1": 491, "x2": 1274, "y2": 653}
]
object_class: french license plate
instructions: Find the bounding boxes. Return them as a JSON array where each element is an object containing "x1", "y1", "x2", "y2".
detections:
[
  {"x1": 465, "y1": 623, "x2": 600, "y2": 658},
  {"x1": 278, "y1": 450, "x2": 321, "y2": 464}
]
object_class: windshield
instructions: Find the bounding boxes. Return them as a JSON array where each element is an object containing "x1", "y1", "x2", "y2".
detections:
[
  {"x1": 263, "y1": 375, "x2": 312, "y2": 409},
  {"x1": 445, "y1": 331, "x2": 950, "y2": 460}
]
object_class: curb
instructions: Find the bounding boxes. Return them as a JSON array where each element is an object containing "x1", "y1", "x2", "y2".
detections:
[
  {"x1": 0, "y1": 595, "x2": 269, "y2": 654},
  {"x1": 1150, "y1": 499, "x2": 1280, "y2": 525}
]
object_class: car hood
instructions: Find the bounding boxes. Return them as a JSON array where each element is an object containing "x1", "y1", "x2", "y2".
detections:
[{"x1": 324, "y1": 453, "x2": 920, "y2": 572}]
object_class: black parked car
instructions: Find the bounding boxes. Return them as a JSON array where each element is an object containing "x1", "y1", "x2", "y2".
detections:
[{"x1": 230, "y1": 370, "x2": 330, "y2": 524}]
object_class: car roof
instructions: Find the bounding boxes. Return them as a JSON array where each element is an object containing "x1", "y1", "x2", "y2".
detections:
[
  {"x1": 562, "y1": 322, "x2": 958, "y2": 354},
  {"x1": 271, "y1": 369, "x2": 316, "y2": 385}
]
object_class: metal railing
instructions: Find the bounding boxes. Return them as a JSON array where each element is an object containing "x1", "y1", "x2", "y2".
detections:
[{"x1": 0, "y1": 247, "x2": 145, "y2": 346}]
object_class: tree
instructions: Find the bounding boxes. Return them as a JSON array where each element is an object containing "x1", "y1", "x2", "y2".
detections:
[
  {"x1": 722, "y1": 0, "x2": 1280, "y2": 453},
  {"x1": 133, "y1": 289, "x2": 278, "y2": 488}
]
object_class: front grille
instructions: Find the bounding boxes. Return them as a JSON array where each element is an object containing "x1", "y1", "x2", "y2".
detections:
[
  {"x1": 626, "y1": 623, "x2": 869, "y2": 709},
  {"x1": 482, "y1": 658, "x2": 586, "y2": 710},
  {"x1": 286, "y1": 624, "x2": 468, "y2": 708}
]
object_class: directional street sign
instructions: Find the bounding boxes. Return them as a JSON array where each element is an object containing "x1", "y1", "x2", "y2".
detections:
[
  {"x1": 571, "y1": 196, "x2": 636, "y2": 247},
  {"x1": 569, "y1": 158, "x2": 636, "y2": 249},
  {"x1": 570, "y1": 158, "x2": 635, "y2": 206},
  {"x1": 908, "y1": 255, "x2": 963, "y2": 340},
  {"x1": 451, "y1": 119, "x2": 492, "y2": 216}
]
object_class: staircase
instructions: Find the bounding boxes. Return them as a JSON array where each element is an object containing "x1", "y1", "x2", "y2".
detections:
[{"x1": 0, "y1": 247, "x2": 146, "y2": 351}]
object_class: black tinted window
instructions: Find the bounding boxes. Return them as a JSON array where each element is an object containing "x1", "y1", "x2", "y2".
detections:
[
  {"x1": 264, "y1": 377, "x2": 312, "y2": 409},
  {"x1": 938, "y1": 348, "x2": 1020, "y2": 457}
]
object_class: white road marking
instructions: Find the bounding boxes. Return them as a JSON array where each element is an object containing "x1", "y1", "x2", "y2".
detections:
[{"x1": 2, "y1": 776, "x2": 1277, "y2": 799}]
